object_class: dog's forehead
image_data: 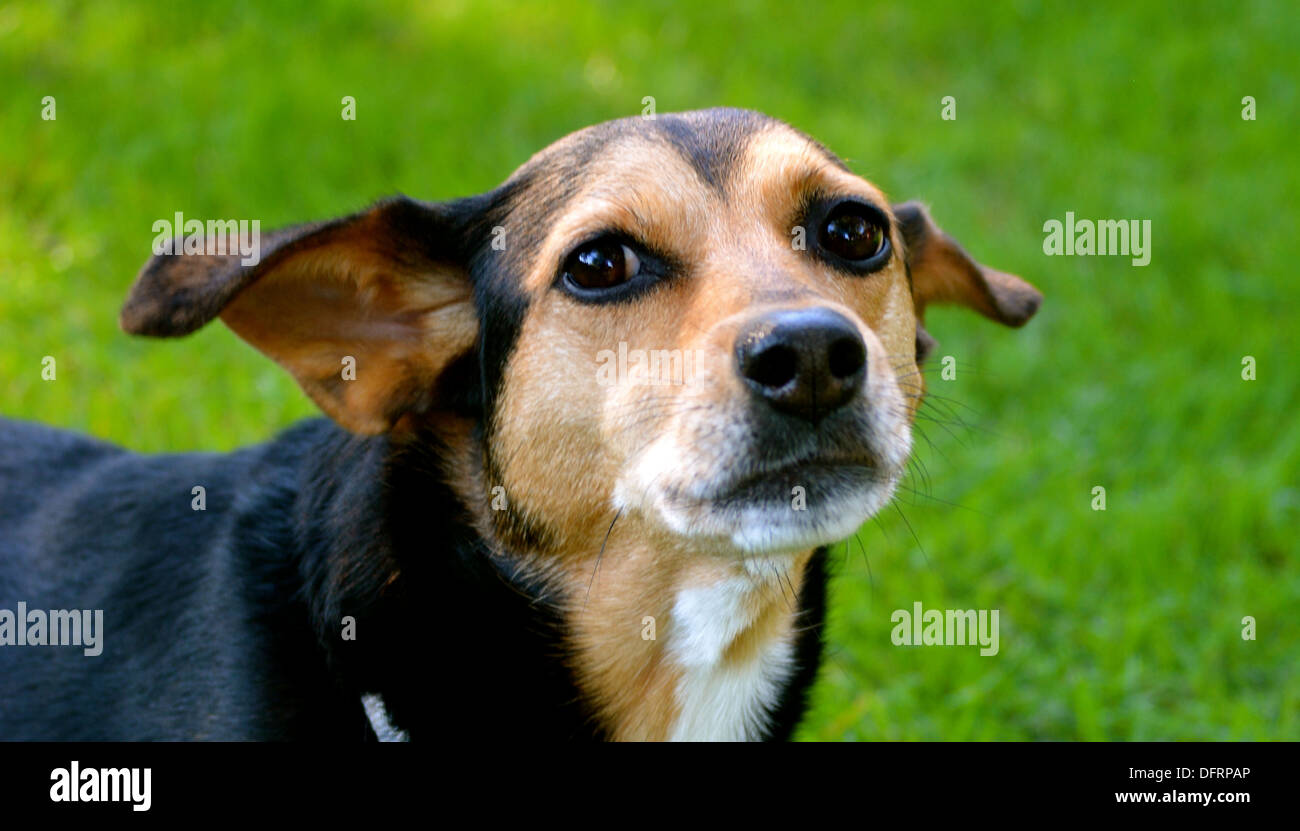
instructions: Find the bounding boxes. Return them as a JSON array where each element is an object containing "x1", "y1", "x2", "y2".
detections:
[{"x1": 509, "y1": 108, "x2": 797, "y2": 189}]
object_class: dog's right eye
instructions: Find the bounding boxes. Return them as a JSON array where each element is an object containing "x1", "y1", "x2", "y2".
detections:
[{"x1": 563, "y1": 238, "x2": 642, "y2": 292}]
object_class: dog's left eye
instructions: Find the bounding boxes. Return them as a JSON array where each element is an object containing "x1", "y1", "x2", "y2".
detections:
[
  {"x1": 819, "y1": 202, "x2": 889, "y2": 266},
  {"x1": 563, "y1": 238, "x2": 642, "y2": 292}
]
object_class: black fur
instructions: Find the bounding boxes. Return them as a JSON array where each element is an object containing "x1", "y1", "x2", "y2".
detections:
[
  {"x1": 651, "y1": 108, "x2": 772, "y2": 191},
  {"x1": 0, "y1": 415, "x2": 826, "y2": 740},
  {"x1": 764, "y1": 548, "x2": 829, "y2": 741},
  {"x1": 0, "y1": 417, "x2": 601, "y2": 739}
]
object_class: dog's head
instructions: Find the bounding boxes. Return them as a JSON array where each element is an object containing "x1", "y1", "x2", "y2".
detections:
[{"x1": 122, "y1": 108, "x2": 1040, "y2": 561}]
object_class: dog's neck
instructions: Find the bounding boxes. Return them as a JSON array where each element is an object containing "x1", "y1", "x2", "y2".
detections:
[
  {"x1": 296, "y1": 418, "x2": 826, "y2": 741},
  {"x1": 442, "y1": 418, "x2": 823, "y2": 741},
  {"x1": 566, "y1": 538, "x2": 817, "y2": 741}
]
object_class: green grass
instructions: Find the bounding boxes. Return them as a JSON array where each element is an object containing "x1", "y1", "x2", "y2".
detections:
[{"x1": 2, "y1": 0, "x2": 1296, "y2": 740}]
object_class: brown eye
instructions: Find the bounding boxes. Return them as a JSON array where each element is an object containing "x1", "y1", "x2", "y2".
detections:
[
  {"x1": 820, "y1": 204, "x2": 886, "y2": 263},
  {"x1": 563, "y1": 238, "x2": 641, "y2": 291}
]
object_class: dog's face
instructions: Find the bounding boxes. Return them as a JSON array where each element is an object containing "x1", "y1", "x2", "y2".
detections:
[
  {"x1": 122, "y1": 108, "x2": 1040, "y2": 564},
  {"x1": 494, "y1": 111, "x2": 924, "y2": 556}
]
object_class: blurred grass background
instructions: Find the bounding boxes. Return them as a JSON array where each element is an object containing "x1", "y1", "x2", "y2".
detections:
[{"x1": 1, "y1": 0, "x2": 1296, "y2": 739}]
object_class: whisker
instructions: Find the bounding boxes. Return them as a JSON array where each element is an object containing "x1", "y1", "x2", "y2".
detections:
[{"x1": 584, "y1": 507, "x2": 623, "y2": 609}]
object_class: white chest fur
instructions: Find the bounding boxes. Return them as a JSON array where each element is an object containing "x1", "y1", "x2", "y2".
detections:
[{"x1": 666, "y1": 570, "x2": 798, "y2": 741}]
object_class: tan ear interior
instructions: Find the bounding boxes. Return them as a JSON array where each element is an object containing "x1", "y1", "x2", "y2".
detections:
[{"x1": 220, "y1": 243, "x2": 478, "y2": 434}]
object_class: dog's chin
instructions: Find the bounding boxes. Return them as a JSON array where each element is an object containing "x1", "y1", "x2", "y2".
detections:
[{"x1": 623, "y1": 462, "x2": 903, "y2": 557}]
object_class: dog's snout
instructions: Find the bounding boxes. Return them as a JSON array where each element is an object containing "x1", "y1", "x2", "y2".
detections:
[{"x1": 735, "y1": 308, "x2": 867, "y2": 423}]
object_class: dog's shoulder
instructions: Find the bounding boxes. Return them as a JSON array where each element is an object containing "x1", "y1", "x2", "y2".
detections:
[
  {"x1": 0, "y1": 416, "x2": 370, "y2": 739},
  {"x1": 0, "y1": 417, "x2": 130, "y2": 567},
  {"x1": 0, "y1": 416, "x2": 126, "y2": 475}
]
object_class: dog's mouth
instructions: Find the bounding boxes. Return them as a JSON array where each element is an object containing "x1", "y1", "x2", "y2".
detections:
[
  {"x1": 640, "y1": 443, "x2": 906, "y2": 555},
  {"x1": 615, "y1": 391, "x2": 914, "y2": 555},
  {"x1": 696, "y1": 454, "x2": 887, "y2": 507}
]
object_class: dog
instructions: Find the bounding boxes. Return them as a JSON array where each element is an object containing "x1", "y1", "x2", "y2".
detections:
[{"x1": 0, "y1": 108, "x2": 1041, "y2": 741}]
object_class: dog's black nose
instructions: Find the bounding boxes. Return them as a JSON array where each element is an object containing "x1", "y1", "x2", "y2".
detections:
[{"x1": 735, "y1": 307, "x2": 867, "y2": 423}]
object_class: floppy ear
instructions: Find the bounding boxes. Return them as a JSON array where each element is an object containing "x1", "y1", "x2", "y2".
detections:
[
  {"x1": 893, "y1": 201, "x2": 1042, "y2": 328},
  {"x1": 120, "y1": 196, "x2": 479, "y2": 435}
]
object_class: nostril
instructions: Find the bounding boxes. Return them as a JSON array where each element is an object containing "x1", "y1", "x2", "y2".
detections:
[
  {"x1": 828, "y1": 336, "x2": 866, "y2": 380},
  {"x1": 745, "y1": 343, "x2": 799, "y2": 390}
]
